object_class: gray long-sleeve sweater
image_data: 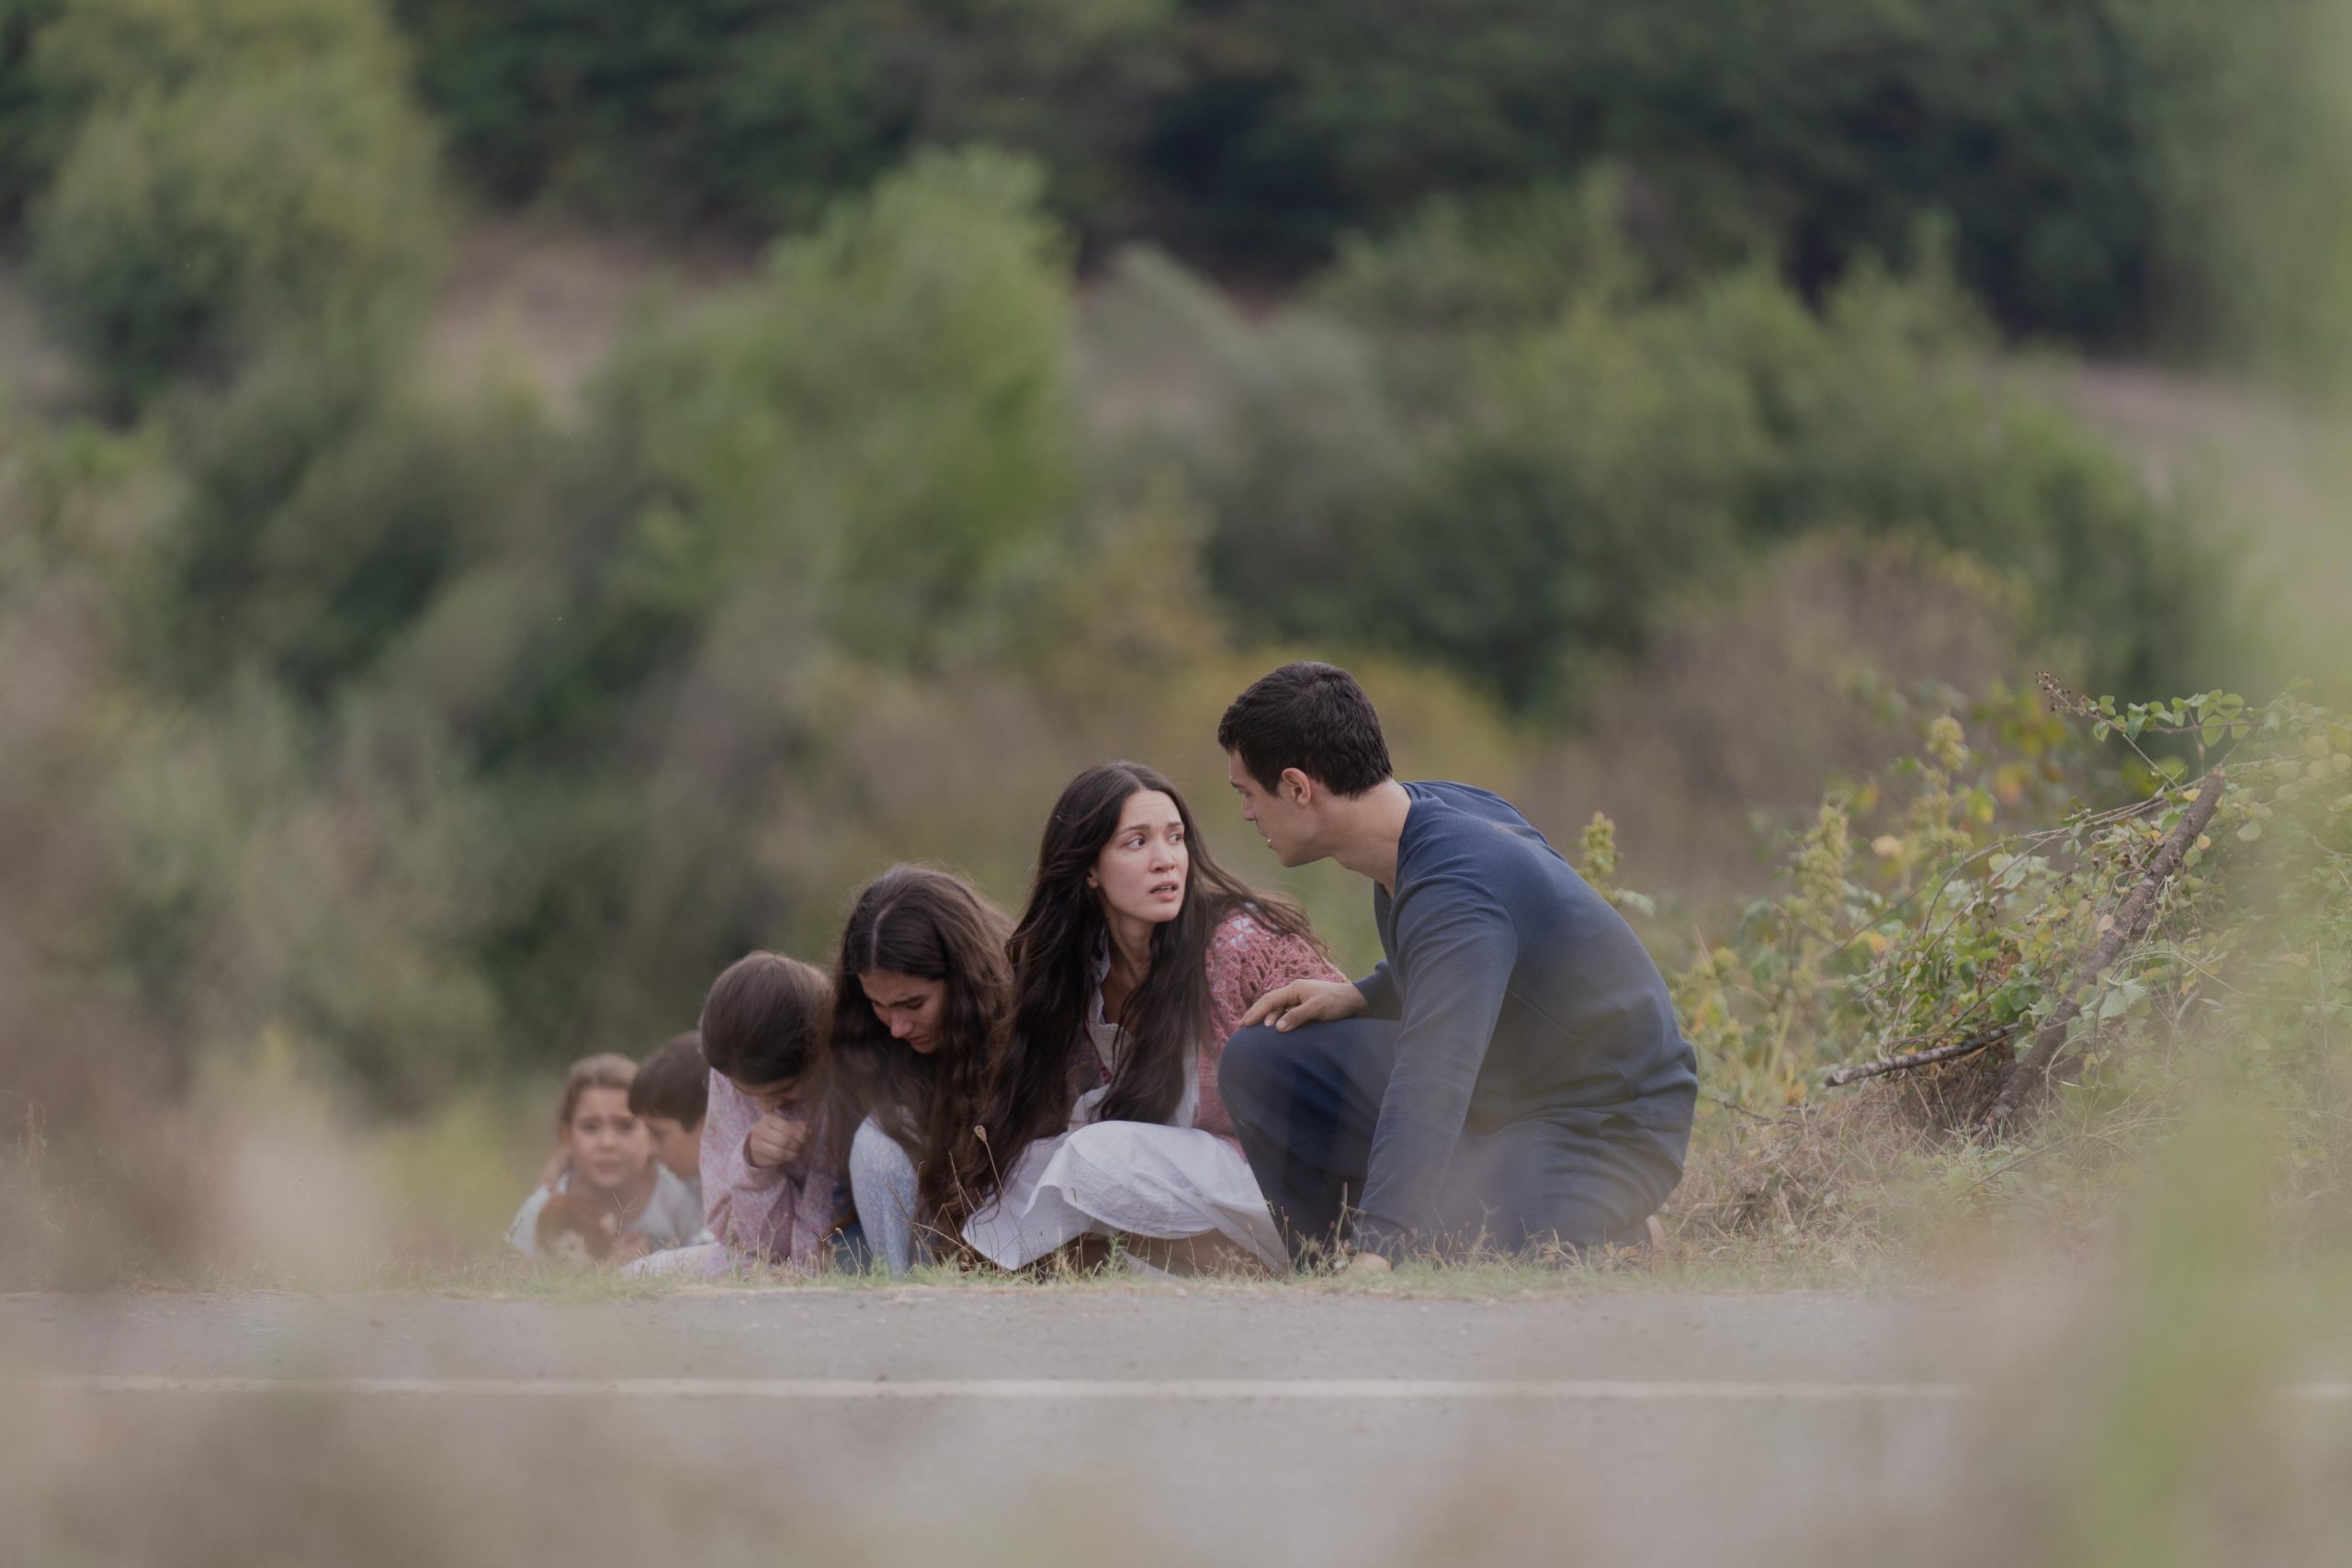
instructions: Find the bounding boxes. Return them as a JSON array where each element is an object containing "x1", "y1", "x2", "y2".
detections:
[{"x1": 1351, "y1": 781, "x2": 1699, "y2": 1251}]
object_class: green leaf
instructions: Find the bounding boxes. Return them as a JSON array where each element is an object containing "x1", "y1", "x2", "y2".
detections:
[{"x1": 2237, "y1": 820, "x2": 2263, "y2": 842}]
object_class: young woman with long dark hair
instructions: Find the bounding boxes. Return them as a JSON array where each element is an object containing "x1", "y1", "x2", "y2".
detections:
[
  {"x1": 952, "y1": 761, "x2": 1344, "y2": 1271},
  {"x1": 828, "y1": 864, "x2": 1013, "y2": 1274}
]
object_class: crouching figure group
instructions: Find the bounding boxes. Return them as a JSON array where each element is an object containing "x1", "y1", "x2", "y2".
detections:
[{"x1": 510, "y1": 662, "x2": 1699, "y2": 1278}]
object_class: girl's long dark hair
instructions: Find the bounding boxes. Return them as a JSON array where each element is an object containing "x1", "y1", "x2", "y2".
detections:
[
  {"x1": 830, "y1": 865, "x2": 1013, "y2": 1226},
  {"x1": 954, "y1": 761, "x2": 1318, "y2": 1223}
]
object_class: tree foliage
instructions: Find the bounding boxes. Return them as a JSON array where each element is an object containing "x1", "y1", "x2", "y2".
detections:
[
  {"x1": 1097, "y1": 196, "x2": 2240, "y2": 718},
  {"x1": 17, "y1": 0, "x2": 445, "y2": 400},
  {"x1": 371, "y1": 0, "x2": 2262, "y2": 345}
]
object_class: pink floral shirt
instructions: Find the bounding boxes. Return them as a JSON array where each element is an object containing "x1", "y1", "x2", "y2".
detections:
[
  {"x1": 700, "y1": 1070, "x2": 841, "y2": 1275},
  {"x1": 1202, "y1": 910, "x2": 1345, "y2": 1137}
]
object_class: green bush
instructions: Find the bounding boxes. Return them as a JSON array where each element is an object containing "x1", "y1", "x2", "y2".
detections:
[
  {"x1": 392, "y1": 0, "x2": 911, "y2": 231},
  {"x1": 147, "y1": 324, "x2": 556, "y2": 703},
  {"x1": 33, "y1": 0, "x2": 398, "y2": 91},
  {"x1": 1093, "y1": 211, "x2": 2243, "y2": 718},
  {"x1": 1360, "y1": 298, "x2": 1768, "y2": 712},
  {"x1": 0, "y1": 0, "x2": 65, "y2": 221},
  {"x1": 566, "y1": 145, "x2": 1077, "y2": 682},
  {"x1": 27, "y1": 54, "x2": 444, "y2": 400},
  {"x1": 1691, "y1": 262, "x2": 2234, "y2": 701},
  {"x1": 376, "y1": 0, "x2": 2282, "y2": 345},
  {"x1": 90, "y1": 682, "x2": 510, "y2": 1108},
  {"x1": 1316, "y1": 174, "x2": 1643, "y2": 344},
  {"x1": 1081, "y1": 246, "x2": 1415, "y2": 639},
  {"x1": 4, "y1": 0, "x2": 412, "y2": 230},
  {"x1": 381, "y1": 148, "x2": 1084, "y2": 1058},
  {"x1": 1159, "y1": 0, "x2": 2165, "y2": 340}
]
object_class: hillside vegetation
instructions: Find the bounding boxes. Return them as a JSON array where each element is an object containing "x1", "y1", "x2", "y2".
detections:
[{"x1": 0, "y1": 0, "x2": 2346, "y2": 1281}]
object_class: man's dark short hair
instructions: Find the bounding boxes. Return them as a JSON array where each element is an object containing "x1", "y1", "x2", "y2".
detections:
[
  {"x1": 1217, "y1": 662, "x2": 1394, "y2": 795},
  {"x1": 628, "y1": 1031, "x2": 709, "y2": 1128}
]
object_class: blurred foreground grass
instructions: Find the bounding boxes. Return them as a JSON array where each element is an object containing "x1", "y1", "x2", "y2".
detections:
[{"x1": 0, "y1": 1026, "x2": 2295, "y2": 1302}]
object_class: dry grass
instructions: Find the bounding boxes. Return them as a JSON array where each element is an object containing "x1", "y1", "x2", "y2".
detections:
[{"x1": 0, "y1": 1048, "x2": 2082, "y2": 1301}]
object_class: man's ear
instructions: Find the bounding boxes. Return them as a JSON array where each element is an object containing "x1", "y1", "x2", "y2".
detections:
[{"x1": 1280, "y1": 767, "x2": 1315, "y2": 807}]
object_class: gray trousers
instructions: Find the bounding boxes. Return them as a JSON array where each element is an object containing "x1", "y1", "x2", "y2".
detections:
[{"x1": 848, "y1": 1117, "x2": 926, "y2": 1276}]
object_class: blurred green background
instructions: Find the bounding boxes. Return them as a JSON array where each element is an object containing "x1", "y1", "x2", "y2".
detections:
[{"x1": 0, "y1": 0, "x2": 2345, "y2": 1142}]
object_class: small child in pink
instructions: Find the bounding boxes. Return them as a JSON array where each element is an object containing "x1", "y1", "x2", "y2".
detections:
[{"x1": 695, "y1": 952, "x2": 846, "y2": 1274}]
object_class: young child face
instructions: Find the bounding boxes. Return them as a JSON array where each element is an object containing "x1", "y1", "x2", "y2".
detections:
[
  {"x1": 560, "y1": 1086, "x2": 653, "y2": 1198},
  {"x1": 642, "y1": 1114, "x2": 703, "y2": 1181}
]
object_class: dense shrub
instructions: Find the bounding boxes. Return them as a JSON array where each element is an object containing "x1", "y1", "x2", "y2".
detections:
[
  {"x1": 89, "y1": 684, "x2": 510, "y2": 1108},
  {"x1": 390, "y1": 0, "x2": 911, "y2": 231},
  {"x1": 6, "y1": 0, "x2": 415, "y2": 226},
  {"x1": 389, "y1": 0, "x2": 1189, "y2": 235},
  {"x1": 2130, "y1": 0, "x2": 2352, "y2": 379},
  {"x1": 0, "y1": 0, "x2": 64, "y2": 220},
  {"x1": 28, "y1": 0, "x2": 401, "y2": 104},
  {"x1": 1091, "y1": 205, "x2": 2243, "y2": 718},
  {"x1": 0, "y1": 407, "x2": 509, "y2": 1111},
  {"x1": 28, "y1": 59, "x2": 443, "y2": 400},
  {"x1": 11, "y1": 0, "x2": 444, "y2": 401},
  {"x1": 147, "y1": 326, "x2": 556, "y2": 703},
  {"x1": 1080, "y1": 247, "x2": 1416, "y2": 633},
  {"x1": 366, "y1": 149, "x2": 1084, "y2": 1058},
  {"x1": 565, "y1": 146, "x2": 1077, "y2": 681},
  {"x1": 1354, "y1": 295, "x2": 1765, "y2": 710},
  {"x1": 1169, "y1": 0, "x2": 2165, "y2": 338},
  {"x1": 379, "y1": 0, "x2": 2249, "y2": 344},
  {"x1": 1314, "y1": 174, "x2": 1645, "y2": 352}
]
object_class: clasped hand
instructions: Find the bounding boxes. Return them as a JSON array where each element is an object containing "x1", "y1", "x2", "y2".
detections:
[{"x1": 744, "y1": 1111, "x2": 808, "y2": 1169}]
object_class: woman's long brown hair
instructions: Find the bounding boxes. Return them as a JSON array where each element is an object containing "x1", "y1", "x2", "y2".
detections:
[
  {"x1": 829, "y1": 865, "x2": 1013, "y2": 1228},
  {"x1": 950, "y1": 761, "x2": 1318, "y2": 1225}
]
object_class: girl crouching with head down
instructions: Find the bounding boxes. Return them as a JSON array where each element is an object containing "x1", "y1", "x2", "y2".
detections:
[
  {"x1": 954, "y1": 761, "x2": 1345, "y2": 1273},
  {"x1": 505, "y1": 1054, "x2": 707, "y2": 1263},
  {"x1": 690, "y1": 952, "x2": 854, "y2": 1275},
  {"x1": 829, "y1": 865, "x2": 1012, "y2": 1275}
]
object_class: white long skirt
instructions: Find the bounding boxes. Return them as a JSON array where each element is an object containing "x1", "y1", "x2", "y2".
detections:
[{"x1": 961, "y1": 1121, "x2": 1288, "y2": 1271}]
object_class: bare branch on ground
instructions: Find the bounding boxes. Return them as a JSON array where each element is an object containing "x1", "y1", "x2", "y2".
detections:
[
  {"x1": 1823, "y1": 1023, "x2": 2022, "y2": 1088},
  {"x1": 1976, "y1": 769, "x2": 2227, "y2": 1136}
]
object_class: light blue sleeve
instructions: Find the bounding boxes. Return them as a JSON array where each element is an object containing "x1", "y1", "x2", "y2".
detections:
[{"x1": 504, "y1": 1186, "x2": 553, "y2": 1258}]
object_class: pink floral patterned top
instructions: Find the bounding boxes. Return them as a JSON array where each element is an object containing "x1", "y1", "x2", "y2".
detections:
[
  {"x1": 699, "y1": 1070, "x2": 842, "y2": 1275},
  {"x1": 1200, "y1": 909, "x2": 1345, "y2": 1137}
]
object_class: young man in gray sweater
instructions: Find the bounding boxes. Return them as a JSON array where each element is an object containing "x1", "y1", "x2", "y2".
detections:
[{"x1": 1216, "y1": 662, "x2": 1697, "y2": 1270}]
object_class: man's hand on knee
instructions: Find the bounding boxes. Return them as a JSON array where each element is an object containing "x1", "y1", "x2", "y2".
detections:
[{"x1": 1240, "y1": 978, "x2": 1369, "y2": 1032}]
